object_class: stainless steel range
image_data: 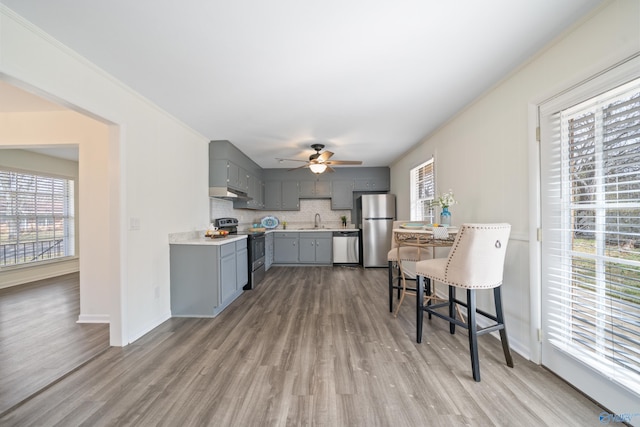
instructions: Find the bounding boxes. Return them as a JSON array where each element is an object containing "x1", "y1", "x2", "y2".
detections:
[{"x1": 215, "y1": 217, "x2": 265, "y2": 290}]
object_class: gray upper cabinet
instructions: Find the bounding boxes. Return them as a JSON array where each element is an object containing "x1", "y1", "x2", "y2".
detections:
[
  {"x1": 264, "y1": 167, "x2": 390, "y2": 211},
  {"x1": 226, "y1": 161, "x2": 250, "y2": 193},
  {"x1": 331, "y1": 180, "x2": 354, "y2": 209},
  {"x1": 265, "y1": 181, "x2": 299, "y2": 210},
  {"x1": 211, "y1": 144, "x2": 390, "y2": 211},
  {"x1": 352, "y1": 168, "x2": 390, "y2": 191},
  {"x1": 282, "y1": 181, "x2": 300, "y2": 209},
  {"x1": 247, "y1": 174, "x2": 263, "y2": 208},
  {"x1": 210, "y1": 140, "x2": 264, "y2": 210},
  {"x1": 253, "y1": 176, "x2": 264, "y2": 209},
  {"x1": 234, "y1": 173, "x2": 263, "y2": 210},
  {"x1": 264, "y1": 181, "x2": 282, "y2": 210},
  {"x1": 299, "y1": 180, "x2": 331, "y2": 198},
  {"x1": 353, "y1": 176, "x2": 389, "y2": 192}
]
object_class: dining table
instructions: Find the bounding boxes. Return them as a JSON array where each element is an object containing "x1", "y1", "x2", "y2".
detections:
[{"x1": 391, "y1": 225, "x2": 459, "y2": 317}]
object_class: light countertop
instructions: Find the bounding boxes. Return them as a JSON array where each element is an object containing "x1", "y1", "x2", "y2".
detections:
[
  {"x1": 265, "y1": 227, "x2": 358, "y2": 233},
  {"x1": 169, "y1": 227, "x2": 359, "y2": 245},
  {"x1": 169, "y1": 231, "x2": 247, "y2": 246}
]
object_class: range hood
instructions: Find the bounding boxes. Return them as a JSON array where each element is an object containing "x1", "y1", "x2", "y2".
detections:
[{"x1": 209, "y1": 186, "x2": 251, "y2": 200}]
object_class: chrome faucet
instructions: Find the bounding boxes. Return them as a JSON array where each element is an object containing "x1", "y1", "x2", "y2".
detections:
[{"x1": 314, "y1": 213, "x2": 321, "y2": 228}]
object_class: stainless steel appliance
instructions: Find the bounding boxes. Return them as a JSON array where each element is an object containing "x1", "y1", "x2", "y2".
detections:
[
  {"x1": 215, "y1": 217, "x2": 265, "y2": 290},
  {"x1": 358, "y1": 194, "x2": 396, "y2": 267},
  {"x1": 332, "y1": 230, "x2": 360, "y2": 264}
]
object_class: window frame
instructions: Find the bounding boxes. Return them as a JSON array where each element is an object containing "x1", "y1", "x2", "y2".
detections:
[
  {"x1": 0, "y1": 168, "x2": 75, "y2": 268},
  {"x1": 409, "y1": 157, "x2": 435, "y2": 221}
]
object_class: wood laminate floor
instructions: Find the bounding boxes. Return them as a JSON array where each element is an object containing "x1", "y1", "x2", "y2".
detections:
[
  {"x1": 0, "y1": 273, "x2": 110, "y2": 416},
  {"x1": 1, "y1": 266, "x2": 606, "y2": 426}
]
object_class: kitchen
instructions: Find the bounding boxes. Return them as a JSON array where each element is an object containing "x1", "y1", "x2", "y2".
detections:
[
  {"x1": 169, "y1": 140, "x2": 397, "y2": 316},
  {"x1": 1, "y1": 1, "x2": 638, "y2": 423}
]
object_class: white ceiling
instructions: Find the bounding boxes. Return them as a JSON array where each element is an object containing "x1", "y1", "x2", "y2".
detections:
[{"x1": 1, "y1": 0, "x2": 603, "y2": 168}]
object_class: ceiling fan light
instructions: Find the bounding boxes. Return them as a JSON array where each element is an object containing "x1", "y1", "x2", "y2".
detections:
[{"x1": 309, "y1": 163, "x2": 327, "y2": 174}]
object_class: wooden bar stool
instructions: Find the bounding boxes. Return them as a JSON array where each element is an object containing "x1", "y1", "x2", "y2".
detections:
[{"x1": 387, "y1": 221, "x2": 432, "y2": 316}]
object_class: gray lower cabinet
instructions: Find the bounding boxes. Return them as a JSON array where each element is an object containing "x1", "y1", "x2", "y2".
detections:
[
  {"x1": 265, "y1": 232, "x2": 274, "y2": 271},
  {"x1": 170, "y1": 239, "x2": 247, "y2": 317},
  {"x1": 274, "y1": 231, "x2": 332, "y2": 265},
  {"x1": 219, "y1": 243, "x2": 237, "y2": 305},
  {"x1": 235, "y1": 242, "x2": 248, "y2": 291},
  {"x1": 299, "y1": 232, "x2": 332, "y2": 264},
  {"x1": 273, "y1": 232, "x2": 299, "y2": 263}
]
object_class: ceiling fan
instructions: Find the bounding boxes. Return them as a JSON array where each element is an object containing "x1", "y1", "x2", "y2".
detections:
[{"x1": 278, "y1": 144, "x2": 363, "y2": 174}]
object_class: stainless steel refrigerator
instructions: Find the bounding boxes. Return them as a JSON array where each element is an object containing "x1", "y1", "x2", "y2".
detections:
[{"x1": 359, "y1": 194, "x2": 396, "y2": 267}]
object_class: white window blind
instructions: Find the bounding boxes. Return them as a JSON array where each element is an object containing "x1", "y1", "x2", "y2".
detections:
[
  {"x1": 410, "y1": 158, "x2": 434, "y2": 221},
  {"x1": 0, "y1": 170, "x2": 75, "y2": 267},
  {"x1": 541, "y1": 75, "x2": 640, "y2": 396}
]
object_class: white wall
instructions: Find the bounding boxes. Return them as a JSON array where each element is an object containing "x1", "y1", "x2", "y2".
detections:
[
  {"x1": 0, "y1": 6, "x2": 210, "y2": 345},
  {"x1": 390, "y1": 0, "x2": 640, "y2": 360}
]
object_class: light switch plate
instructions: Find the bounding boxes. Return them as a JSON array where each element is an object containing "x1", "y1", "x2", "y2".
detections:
[{"x1": 129, "y1": 217, "x2": 140, "y2": 231}]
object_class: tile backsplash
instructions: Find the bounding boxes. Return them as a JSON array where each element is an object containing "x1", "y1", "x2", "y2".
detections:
[{"x1": 210, "y1": 198, "x2": 352, "y2": 230}]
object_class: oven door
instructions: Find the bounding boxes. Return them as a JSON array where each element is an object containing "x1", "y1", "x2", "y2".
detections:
[
  {"x1": 251, "y1": 234, "x2": 266, "y2": 269},
  {"x1": 245, "y1": 234, "x2": 266, "y2": 290},
  {"x1": 245, "y1": 263, "x2": 265, "y2": 291}
]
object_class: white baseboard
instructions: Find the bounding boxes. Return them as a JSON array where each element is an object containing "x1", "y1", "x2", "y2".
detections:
[
  {"x1": 77, "y1": 314, "x2": 110, "y2": 323},
  {"x1": 0, "y1": 258, "x2": 79, "y2": 289},
  {"x1": 475, "y1": 314, "x2": 531, "y2": 361},
  {"x1": 431, "y1": 289, "x2": 532, "y2": 362},
  {"x1": 127, "y1": 310, "x2": 172, "y2": 344}
]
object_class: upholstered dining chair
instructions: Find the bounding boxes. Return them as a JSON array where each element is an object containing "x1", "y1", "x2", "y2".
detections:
[
  {"x1": 415, "y1": 223, "x2": 514, "y2": 382},
  {"x1": 387, "y1": 220, "x2": 433, "y2": 316}
]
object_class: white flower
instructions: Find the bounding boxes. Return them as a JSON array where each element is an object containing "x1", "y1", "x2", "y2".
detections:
[{"x1": 436, "y1": 190, "x2": 457, "y2": 208}]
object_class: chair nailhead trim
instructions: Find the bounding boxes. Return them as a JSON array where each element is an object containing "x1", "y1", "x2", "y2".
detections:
[{"x1": 438, "y1": 224, "x2": 510, "y2": 289}]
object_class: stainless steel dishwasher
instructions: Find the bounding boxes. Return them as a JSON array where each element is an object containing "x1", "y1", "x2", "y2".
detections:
[{"x1": 332, "y1": 230, "x2": 360, "y2": 264}]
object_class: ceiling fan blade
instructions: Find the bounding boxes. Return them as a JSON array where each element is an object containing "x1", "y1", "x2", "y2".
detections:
[
  {"x1": 277, "y1": 157, "x2": 308, "y2": 163},
  {"x1": 317, "y1": 151, "x2": 334, "y2": 162},
  {"x1": 325, "y1": 160, "x2": 363, "y2": 165},
  {"x1": 325, "y1": 165, "x2": 335, "y2": 173},
  {"x1": 288, "y1": 164, "x2": 309, "y2": 171}
]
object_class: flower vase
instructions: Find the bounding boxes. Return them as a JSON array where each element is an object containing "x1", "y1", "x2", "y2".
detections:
[{"x1": 440, "y1": 206, "x2": 451, "y2": 226}]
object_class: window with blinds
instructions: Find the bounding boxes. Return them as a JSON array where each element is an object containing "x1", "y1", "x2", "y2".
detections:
[
  {"x1": 544, "y1": 76, "x2": 640, "y2": 394},
  {"x1": 0, "y1": 170, "x2": 75, "y2": 267},
  {"x1": 410, "y1": 158, "x2": 434, "y2": 221}
]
